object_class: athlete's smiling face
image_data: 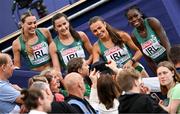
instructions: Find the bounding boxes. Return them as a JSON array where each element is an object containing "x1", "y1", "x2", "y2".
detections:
[
  {"x1": 22, "y1": 16, "x2": 37, "y2": 35},
  {"x1": 126, "y1": 9, "x2": 144, "y2": 28},
  {"x1": 54, "y1": 16, "x2": 70, "y2": 36},
  {"x1": 90, "y1": 20, "x2": 109, "y2": 40}
]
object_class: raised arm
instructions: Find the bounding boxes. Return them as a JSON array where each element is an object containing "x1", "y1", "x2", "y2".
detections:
[
  {"x1": 131, "y1": 33, "x2": 157, "y2": 73},
  {"x1": 120, "y1": 31, "x2": 142, "y2": 61},
  {"x1": 12, "y1": 38, "x2": 21, "y2": 68},
  {"x1": 169, "y1": 85, "x2": 180, "y2": 114},
  {"x1": 119, "y1": 31, "x2": 142, "y2": 68},
  {"x1": 92, "y1": 42, "x2": 101, "y2": 63},
  {"x1": 49, "y1": 41, "x2": 61, "y2": 72},
  {"x1": 78, "y1": 31, "x2": 93, "y2": 65},
  {"x1": 169, "y1": 100, "x2": 180, "y2": 114},
  {"x1": 148, "y1": 17, "x2": 171, "y2": 51}
]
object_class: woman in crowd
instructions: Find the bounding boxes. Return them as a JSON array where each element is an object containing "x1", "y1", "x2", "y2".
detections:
[
  {"x1": 89, "y1": 16, "x2": 148, "y2": 77},
  {"x1": 157, "y1": 61, "x2": 180, "y2": 113},
  {"x1": 12, "y1": 12, "x2": 52, "y2": 71},
  {"x1": 43, "y1": 73, "x2": 65, "y2": 102},
  {"x1": 40, "y1": 68, "x2": 65, "y2": 102},
  {"x1": 40, "y1": 68, "x2": 64, "y2": 88},
  {"x1": 49, "y1": 13, "x2": 93, "y2": 73},
  {"x1": 125, "y1": 6, "x2": 171, "y2": 72},
  {"x1": 89, "y1": 70, "x2": 120, "y2": 114}
]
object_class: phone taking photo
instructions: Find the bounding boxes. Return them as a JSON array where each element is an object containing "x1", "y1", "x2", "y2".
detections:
[{"x1": 151, "y1": 93, "x2": 161, "y2": 102}]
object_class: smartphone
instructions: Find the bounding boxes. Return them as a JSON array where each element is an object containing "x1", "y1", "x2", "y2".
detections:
[{"x1": 151, "y1": 93, "x2": 161, "y2": 102}]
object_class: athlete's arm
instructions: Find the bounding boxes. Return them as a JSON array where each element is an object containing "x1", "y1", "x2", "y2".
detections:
[
  {"x1": 170, "y1": 99, "x2": 180, "y2": 114},
  {"x1": 78, "y1": 31, "x2": 93, "y2": 64},
  {"x1": 148, "y1": 17, "x2": 171, "y2": 51},
  {"x1": 12, "y1": 38, "x2": 21, "y2": 68},
  {"x1": 119, "y1": 31, "x2": 142, "y2": 69},
  {"x1": 49, "y1": 41, "x2": 61, "y2": 72},
  {"x1": 120, "y1": 31, "x2": 142, "y2": 61},
  {"x1": 131, "y1": 33, "x2": 157, "y2": 73},
  {"x1": 92, "y1": 42, "x2": 101, "y2": 63}
]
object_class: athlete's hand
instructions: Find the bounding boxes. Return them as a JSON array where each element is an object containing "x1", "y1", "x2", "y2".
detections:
[
  {"x1": 123, "y1": 60, "x2": 133, "y2": 69},
  {"x1": 106, "y1": 59, "x2": 119, "y2": 73}
]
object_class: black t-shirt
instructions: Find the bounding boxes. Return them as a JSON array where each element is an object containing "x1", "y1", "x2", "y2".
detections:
[
  {"x1": 118, "y1": 93, "x2": 167, "y2": 113},
  {"x1": 50, "y1": 101, "x2": 78, "y2": 113}
]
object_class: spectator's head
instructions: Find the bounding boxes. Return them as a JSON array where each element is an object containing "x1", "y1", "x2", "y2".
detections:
[
  {"x1": 41, "y1": 68, "x2": 62, "y2": 90},
  {"x1": 48, "y1": 69, "x2": 63, "y2": 87},
  {"x1": 116, "y1": 68, "x2": 142, "y2": 92},
  {"x1": 169, "y1": 45, "x2": 180, "y2": 67},
  {"x1": 21, "y1": 82, "x2": 53, "y2": 112},
  {"x1": 64, "y1": 72, "x2": 85, "y2": 98},
  {"x1": 28, "y1": 75, "x2": 48, "y2": 88},
  {"x1": 67, "y1": 57, "x2": 89, "y2": 77},
  {"x1": 157, "y1": 61, "x2": 180, "y2": 95},
  {"x1": 97, "y1": 73, "x2": 120, "y2": 109},
  {"x1": 43, "y1": 74, "x2": 60, "y2": 93},
  {"x1": 0, "y1": 53, "x2": 14, "y2": 80},
  {"x1": 30, "y1": 82, "x2": 53, "y2": 99}
]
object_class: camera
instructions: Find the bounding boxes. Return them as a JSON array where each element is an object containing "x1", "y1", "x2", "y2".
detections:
[
  {"x1": 91, "y1": 61, "x2": 115, "y2": 75},
  {"x1": 150, "y1": 93, "x2": 161, "y2": 103}
]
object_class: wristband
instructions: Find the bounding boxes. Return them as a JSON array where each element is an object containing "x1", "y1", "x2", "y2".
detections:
[{"x1": 131, "y1": 58, "x2": 136, "y2": 64}]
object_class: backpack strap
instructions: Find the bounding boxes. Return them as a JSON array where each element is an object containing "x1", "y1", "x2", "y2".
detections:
[{"x1": 68, "y1": 99, "x2": 92, "y2": 114}]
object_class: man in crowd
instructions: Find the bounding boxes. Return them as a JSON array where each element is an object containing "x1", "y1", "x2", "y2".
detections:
[
  {"x1": 0, "y1": 53, "x2": 23, "y2": 113},
  {"x1": 64, "y1": 72, "x2": 96, "y2": 113}
]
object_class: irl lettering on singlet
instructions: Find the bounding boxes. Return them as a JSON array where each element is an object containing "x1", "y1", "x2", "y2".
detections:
[
  {"x1": 104, "y1": 45, "x2": 131, "y2": 68},
  {"x1": 60, "y1": 45, "x2": 85, "y2": 65},
  {"x1": 28, "y1": 42, "x2": 50, "y2": 65},
  {"x1": 141, "y1": 35, "x2": 166, "y2": 59}
]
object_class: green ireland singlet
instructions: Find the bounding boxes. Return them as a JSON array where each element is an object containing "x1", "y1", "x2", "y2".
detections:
[
  {"x1": 133, "y1": 18, "x2": 166, "y2": 63},
  {"x1": 98, "y1": 40, "x2": 132, "y2": 68},
  {"x1": 19, "y1": 29, "x2": 50, "y2": 69},
  {"x1": 54, "y1": 36, "x2": 86, "y2": 69}
]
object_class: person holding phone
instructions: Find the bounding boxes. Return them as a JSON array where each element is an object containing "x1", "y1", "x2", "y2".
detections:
[{"x1": 157, "y1": 61, "x2": 180, "y2": 113}]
